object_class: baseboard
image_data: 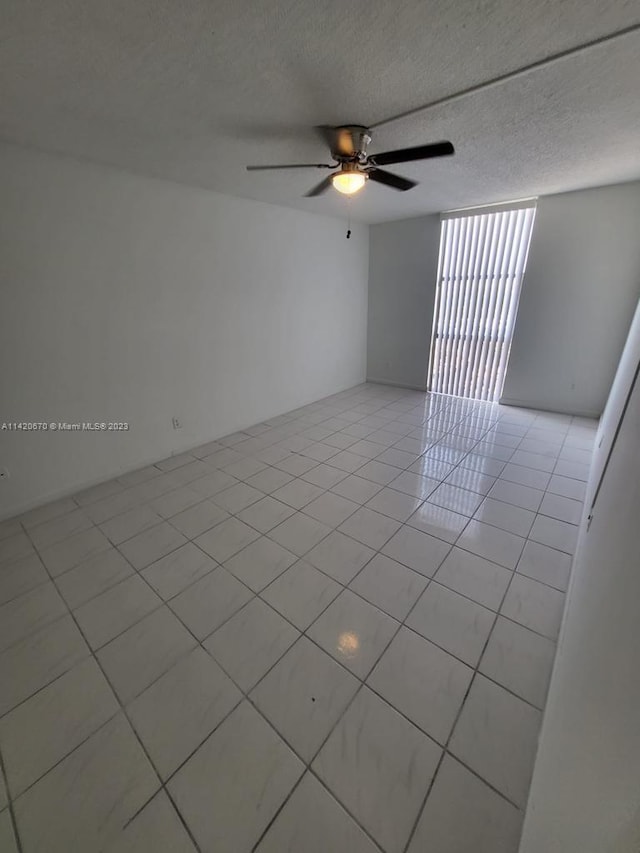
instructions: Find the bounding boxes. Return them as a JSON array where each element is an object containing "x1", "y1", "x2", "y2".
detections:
[
  {"x1": 498, "y1": 397, "x2": 602, "y2": 420},
  {"x1": 366, "y1": 377, "x2": 428, "y2": 392}
]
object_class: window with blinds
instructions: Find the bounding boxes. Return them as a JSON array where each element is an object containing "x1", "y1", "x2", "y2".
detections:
[{"x1": 428, "y1": 201, "x2": 537, "y2": 401}]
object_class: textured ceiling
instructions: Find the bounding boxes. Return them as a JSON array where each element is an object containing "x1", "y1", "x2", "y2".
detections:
[{"x1": 1, "y1": 0, "x2": 640, "y2": 223}]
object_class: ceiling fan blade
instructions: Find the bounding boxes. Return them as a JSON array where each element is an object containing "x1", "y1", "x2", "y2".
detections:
[
  {"x1": 315, "y1": 126, "x2": 355, "y2": 157},
  {"x1": 367, "y1": 169, "x2": 417, "y2": 191},
  {"x1": 305, "y1": 176, "x2": 334, "y2": 197},
  {"x1": 246, "y1": 163, "x2": 333, "y2": 171},
  {"x1": 369, "y1": 141, "x2": 454, "y2": 167}
]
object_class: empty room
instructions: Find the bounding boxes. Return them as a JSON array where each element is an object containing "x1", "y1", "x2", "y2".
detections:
[{"x1": 1, "y1": 1, "x2": 640, "y2": 851}]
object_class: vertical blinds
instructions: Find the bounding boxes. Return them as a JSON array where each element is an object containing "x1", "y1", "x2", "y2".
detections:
[{"x1": 428, "y1": 202, "x2": 537, "y2": 401}]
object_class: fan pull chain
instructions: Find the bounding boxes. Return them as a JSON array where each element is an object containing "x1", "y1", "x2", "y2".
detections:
[{"x1": 346, "y1": 198, "x2": 352, "y2": 239}]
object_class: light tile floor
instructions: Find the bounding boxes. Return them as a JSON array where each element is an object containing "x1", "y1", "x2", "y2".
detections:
[{"x1": 0, "y1": 383, "x2": 597, "y2": 853}]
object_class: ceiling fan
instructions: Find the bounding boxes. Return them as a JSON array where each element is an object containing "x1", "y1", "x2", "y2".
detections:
[{"x1": 246, "y1": 125, "x2": 454, "y2": 197}]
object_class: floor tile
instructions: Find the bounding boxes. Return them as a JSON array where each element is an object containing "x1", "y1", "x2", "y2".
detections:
[
  {"x1": 0, "y1": 658, "x2": 118, "y2": 797},
  {"x1": 457, "y1": 520, "x2": 525, "y2": 569},
  {"x1": 368, "y1": 627, "x2": 473, "y2": 743},
  {"x1": 118, "y1": 522, "x2": 187, "y2": 570},
  {"x1": 326, "y1": 449, "x2": 369, "y2": 473},
  {"x1": 237, "y1": 496, "x2": 295, "y2": 533},
  {"x1": 224, "y1": 457, "x2": 268, "y2": 480},
  {"x1": 245, "y1": 466, "x2": 294, "y2": 494},
  {"x1": 407, "y1": 583, "x2": 495, "y2": 666},
  {"x1": 268, "y1": 512, "x2": 331, "y2": 556},
  {"x1": 0, "y1": 810, "x2": 18, "y2": 853},
  {"x1": 0, "y1": 582, "x2": 67, "y2": 653},
  {"x1": 546, "y1": 473, "x2": 587, "y2": 501},
  {"x1": 529, "y1": 514, "x2": 579, "y2": 554},
  {"x1": 128, "y1": 646, "x2": 241, "y2": 779},
  {"x1": 516, "y1": 540, "x2": 572, "y2": 590},
  {"x1": 428, "y1": 483, "x2": 484, "y2": 517},
  {"x1": 194, "y1": 517, "x2": 260, "y2": 562},
  {"x1": 0, "y1": 533, "x2": 34, "y2": 568},
  {"x1": 539, "y1": 492, "x2": 583, "y2": 525},
  {"x1": 349, "y1": 554, "x2": 428, "y2": 620},
  {"x1": 275, "y1": 453, "x2": 319, "y2": 476},
  {"x1": 169, "y1": 567, "x2": 253, "y2": 639},
  {"x1": 255, "y1": 772, "x2": 379, "y2": 853},
  {"x1": 55, "y1": 548, "x2": 133, "y2": 609},
  {"x1": 29, "y1": 508, "x2": 93, "y2": 550},
  {"x1": 149, "y1": 486, "x2": 202, "y2": 519},
  {"x1": 84, "y1": 490, "x2": 142, "y2": 525},
  {"x1": 271, "y1": 479, "x2": 325, "y2": 509},
  {"x1": 74, "y1": 574, "x2": 161, "y2": 649},
  {"x1": 19, "y1": 497, "x2": 77, "y2": 530},
  {"x1": 301, "y1": 463, "x2": 348, "y2": 489},
  {"x1": 0, "y1": 615, "x2": 89, "y2": 716},
  {"x1": 0, "y1": 553, "x2": 49, "y2": 606},
  {"x1": 40, "y1": 527, "x2": 112, "y2": 576},
  {"x1": 305, "y1": 531, "x2": 375, "y2": 584},
  {"x1": 376, "y1": 447, "x2": 420, "y2": 469},
  {"x1": 480, "y1": 616, "x2": 556, "y2": 708},
  {"x1": 261, "y1": 560, "x2": 341, "y2": 630},
  {"x1": 435, "y1": 547, "x2": 512, "y2": 610},
  {"x1": 510, "y1": 449, "x2": 556, "y2": 472},
  {"x1": 303, "y1": 492, "x2": 359, "y2": 527},
  {"x1": 313, "y1": 688, "x2": 441, "y2": 853},
  {"x1": 330, "y1": 474, "x2": 383, "y2": 503},
  {"x1": 205, "y1": 598, "x2": 299, "y2": 691},
  {"x1": 213, "y1": 482, "x2": 264, "y2": 514},
  {"x1": 406, "y1": 501, "x2": 469, "y2": 543},
  {"x1": 251, "y1": 637, "x2": 359, "y2": 761},
  {"x1": 445, "y1": 466, "x2": 497, "y2": 496},
  {"x1": 141, "y1": 542, "x2": 217, "y2": 600},
  {"x1": 365, "y1": 487, "x2": 422, "y2": 522},
  {"x1": 553, "y1": 459, "x2": 590, "y2": 481},
  {"x1": 357, "y1": 460, "x2": 403, "y2": 485},
  {"x1": 408, "y1": 755, "x2": 522, "y2": 853},
  {"x1": 14, "y1": 713, "x2": 159, "y2": 853},
  {"x1": 105, "y1": 790, "x2": 197, "y2": 853},
  {"x1": 223, "y1": 535, "x2": 297, "y2": 592},
  {"x1": 168, "y1": 498, "x2": 229, "y2": 539},
  {"x1": 97, "y1": 606, "x2": 196, "y2": 703},
  {"x1": 500, "y1": 463, "x2": 551, "y2": 491},
  {"x1": 168, "y1": 701, "x2": 303, "y2": 853},
  {"x1": 408, "y1": 456, "x2": 455, "y2": 479},
  {"x1": 308, "y1": 590, "x2": 399, "y2": 678},
  {"x1": 477, "y1": 475, "x2": 538, "y2": 523},
  {"x1": 381, "y1": 525, "x2": 450, "y2": 577},
  {"x1": 501, "y1": 574, "x2": 565, "y2": 639},
  {"x1": 488, "y1": 479, "x2": 544, "y2": 511},
  {"x1": 449, "y1": 675, "x2": 541, "y2": 807},
  {"x1": 349, "y1": 439, "x2": 386, "y2": 459},
  {"x1": 338, "y1": 507, "x2": 401, "y2": 550},
  {"x1": 388, "y1": 470, "x2": 439, "y2": 500},
  {"x1": 459, "y1": 452, "x2": 506, "y2": 477},
  {"x1": 188, "y1": 469, "x2": 238, "y2": 497}
]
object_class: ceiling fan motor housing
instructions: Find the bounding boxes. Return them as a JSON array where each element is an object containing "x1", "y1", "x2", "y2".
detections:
[{"x1": 332, "y1": 125, "x2": 372, "y2": 163}]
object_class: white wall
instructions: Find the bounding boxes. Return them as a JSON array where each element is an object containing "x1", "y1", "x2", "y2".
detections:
[
  {"x1": 519, "y1": 303, "x2": 640, "y2": 853},
  {"x1": 366, "y1": 214, "x2": 441, "y2": 390},
  {"x1": 367, "y1": 183, "x2": 640, "y2": 414},
  {"x1": 502, "y1": 181, "x2": 640, "y2": 417},
  {"x1": 0, "y1": 144, "x2": 369, "y2": 519}
]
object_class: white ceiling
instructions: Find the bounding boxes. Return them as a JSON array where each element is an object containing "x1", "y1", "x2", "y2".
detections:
[{"x1": 2, "y1": 0, "x2": 639, "y2": 223}]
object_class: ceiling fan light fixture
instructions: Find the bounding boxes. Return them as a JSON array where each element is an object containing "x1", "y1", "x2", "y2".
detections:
[{"x1": 332, "y1": 170, "x2": 366, "y2": 195}]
